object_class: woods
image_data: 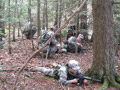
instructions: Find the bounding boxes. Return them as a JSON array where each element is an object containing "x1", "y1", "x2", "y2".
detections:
[{"x1": 0, "y1": 0, "x2": 120, "y2": 90}]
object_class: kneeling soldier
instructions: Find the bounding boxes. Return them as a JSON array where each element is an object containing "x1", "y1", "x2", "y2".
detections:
[
  {"x1": 38, "y1": 26, "x2": 58, "y2": 58},
  {"x1": 62, "y1": 34, "x2": 84, "y2": 53}
]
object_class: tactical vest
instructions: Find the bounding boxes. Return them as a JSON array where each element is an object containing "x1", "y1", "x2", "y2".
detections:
[
  {"x1": 67, "y1": 43, "x2": 82, "y2": 53},
  {"x1": 67, "y1": 67, "x2": 80, "y2": 80},
  {"x1": 53, "y1": 65, "x2": 79, "y2": 80}
]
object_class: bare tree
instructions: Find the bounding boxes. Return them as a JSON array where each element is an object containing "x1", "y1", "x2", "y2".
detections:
[
  {"x1": 54, "y1": 0, "x2": 59, "y2": 29},
  {"x1": 28, "y1": 0, "x2": 35, "y2": 51},
  {"x1": 0, "y1": 0, "x2": 3, "y2": 41},
  {"x1": 80, "y1": 0, "x2": 88, "y2": 40},
  {"x1": 13, "y1": 0, "x2": 17, "y2": 41},
  {"x1": 0, "y1": 0, "x2": 5, "y2": 49},
  {"x1": 17, "y1": 0, "x2": 22, "y2": 37},
  {"x1": 44, "y1": 0, "x2": 48, "y2": 29},
  {"x1": 8, "y1": 0, "x2": 11, "y2": 54},
  {"x1": 37, "y1": 0, "x2": 41, "y2": 38}
]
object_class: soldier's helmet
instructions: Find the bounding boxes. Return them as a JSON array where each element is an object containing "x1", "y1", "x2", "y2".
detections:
[
  {"x1": 78, "y1": 34, "x2": 84, "y2": 39},
  {"x1": 50, "y1": 26, "x2": 56, "y2": 31},
  {"x1": 68, "y1": 60, "x2": 80, "y2": 71}
]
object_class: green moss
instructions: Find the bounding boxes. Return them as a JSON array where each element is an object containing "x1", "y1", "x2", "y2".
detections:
[
  {"x1": 98, "y1": 79, "x2": 109, "y2": 90},
  {"x1": 109, "y1": 76, "x2": 120, "y2": 89}
]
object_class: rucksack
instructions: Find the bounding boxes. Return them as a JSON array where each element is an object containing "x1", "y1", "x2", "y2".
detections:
[
  {"x1": 42, "y1": 31, "x2": 51, "y2": 44},
  {"x1": 53, "y1": 66, "x2": 61, "y2": 79}
]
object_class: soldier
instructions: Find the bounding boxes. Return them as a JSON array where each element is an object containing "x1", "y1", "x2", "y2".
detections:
[
  {"x1": 62, "y1": 34, "x2": 84, "y2": 53},
  {"x1": 22, "y1": 21, "x2": 37, "y2": 39},
  {"x1": 38, "y1": 26, "x2": 58, "y2": 58},
  {"x1": 29, "y1": 60, "x2": 88, "y2": 85}
]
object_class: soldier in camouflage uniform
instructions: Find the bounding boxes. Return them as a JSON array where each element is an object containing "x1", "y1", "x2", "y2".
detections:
[
  {"x1": 22, "y1": 21, "x2": 37, "y2": 39},
  {"x1": 30, "y1": 60, "x2": 88, "y2": 85},
  {"x1": 38, "y1": 26, "x2": 58, "y2": 58},
  {"x1": 61, "y1": 34, "x2": 84, "y2": 53}
]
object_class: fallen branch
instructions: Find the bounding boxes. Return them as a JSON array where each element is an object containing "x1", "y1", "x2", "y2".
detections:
[
  {"x1": 12, "y1": 0, "x2": 88, "y2": 90},
  {"x1": 0, "y1": 68, "x2": 37, "y2": 73},
  {"x1": 0, "y1": 69, "x2": 15, "y2": 72}
]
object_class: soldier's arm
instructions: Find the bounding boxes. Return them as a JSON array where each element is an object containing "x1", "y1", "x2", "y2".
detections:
[
  {"x1": 68, "y1": 37, "x2": 77, "y2": 45},
  {"x1": 58, "y1": 67, "x2": 71, "y2": 85},
  {"x1": 77, "y1": 42, "x2": 83, "y2": 48}
]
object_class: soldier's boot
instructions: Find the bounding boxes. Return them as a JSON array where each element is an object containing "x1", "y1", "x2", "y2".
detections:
[
  {"x1": 24, "y1": 67, "x2": 38, "y2": 72},
  {"x1": 48, "y1": 53, "x2": 53, "y2": 58},
  {"x1": 61, "y1": 48, "x2": 67, "y2": 53}
]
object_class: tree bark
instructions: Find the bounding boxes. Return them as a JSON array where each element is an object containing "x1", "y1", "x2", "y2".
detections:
[
  {"x1": 13, "y1": 0, "x2": 17, "y2": 41},
  {"x1": 0, "y1": 0, "x2": 3, "y2": 41},
  {"x1": 44, "y1": 0, "x2": 48, "y2": 29},
  {"x1": 42, "y1": 1, "x2": 45, "y2": 29},
  {"x1": 8, "y1": 0, "x2": 11, "y2": 54},
  {"x1": 28, "y1": 0, "x2": 35, "y2": 51},
  {"x1": 86, "y1": 0, "x2": 120, "y2": 89},
  {"x1": 54, "y1": 0, "x2": 59, "y2": 29},
  {"x1": 80, "y1": 0, "x2": 88, "y2": 40},
  {"x1": 37, "y1": 0, "x2": 41, "y2": 38}
]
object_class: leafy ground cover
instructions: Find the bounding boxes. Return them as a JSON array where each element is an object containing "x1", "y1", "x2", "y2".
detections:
[{"x1": 0, "y1": 36, "x2": 120, "y2": 90}]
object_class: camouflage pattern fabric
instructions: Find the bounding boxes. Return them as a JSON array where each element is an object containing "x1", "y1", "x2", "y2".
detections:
[
  {"x1": 38, "y1": 30, "x2": 58, "y2": 58},
  {"x1": 62, "y1": 36, "x2": 82, "y2": 53},
  {"x1": 37, "y1": 65, "x2": 83, "y2": 85}
]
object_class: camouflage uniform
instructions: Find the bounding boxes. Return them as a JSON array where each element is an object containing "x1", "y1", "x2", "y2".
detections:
[
  {"x1": 62, "y1": 36, "x2": 83, "y2": 53},
  {"x1": 38, "y1": 30, "x2": 58, "y2": 58},
  {"x1": 22, "y1": 22, "x2": 37, "y2": 39},
  {"x1": 37, "y1": 60, "x2": 83, "y2": 85}
]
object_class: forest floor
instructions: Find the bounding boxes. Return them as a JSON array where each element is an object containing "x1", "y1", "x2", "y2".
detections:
[{"x1": 0, "y1": 35, "x2": 120, "y2": 90}]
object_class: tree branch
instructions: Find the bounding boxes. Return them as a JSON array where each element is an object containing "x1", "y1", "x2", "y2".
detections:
[
  {"x1": 12, "y1": 0, "x2": 88, "y2": 90},
  {"x1": 112, "y1": 2, "x2": 120, "y2": 4}
]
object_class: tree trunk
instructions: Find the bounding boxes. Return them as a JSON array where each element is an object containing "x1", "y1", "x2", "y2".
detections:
[
  {"x1": 28, "y1": 0, "x2": 31, "y2": 22},
  {"x1": 0, "y1": 0, "x2": 3, "y2": 41},
  {"x1": 42, "y1": 1, "x2": 45, "y2": 30},
  {"x1": 37, "y1": 0, "x2": 41, "y2": 38},
  {"x1": 2, "y1": 1, "x2": 5, "y2": 34},
  {"x1": 80, "y1": 0, "x2": 88, "y2": 40},
  {"x1": 28, "y1": 0, "x2": 35, "y2": 51},
  {"x1": 17, "y1": 0, "x2": 21, "y2": 37},
  {"x1": 13, "y1": 0, "x2": 17, "y2": 41},
  {"x1": 44, "y1": 0, "x2": 48, "y2": 29},
  {"x1": 58, "y1": 0, "x2": 63, "y2": 45},
  {"x1": 0, "y1": 0, "x2": 4, "y2": 49},
  {"x1": 76, "y1": 0, "x2": 80, "y2": 32},
  {"x1": 54, "y1": 0, "x2": 59, "y2": 29},
  {"x1": 8, "y1": 0, "x2": 11, "y2": 54},
  {"x1": 86, "y1": 0, "x2": 120, "y2": 89},
  {"x1": 58, "y1": 0, "x2": 62, "y2": 28},
  {"x1": 75, "y1": 0, "x2": 81, "y2": 54}
]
